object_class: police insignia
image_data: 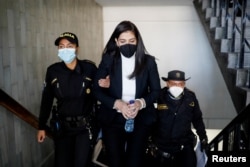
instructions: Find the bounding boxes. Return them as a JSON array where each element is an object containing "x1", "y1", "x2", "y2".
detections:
[
  {"x1": 85, "y1": 77, "x2": 92, "y2": 81},
  {"x1": 60, "y1": 32, "x2": 75, "y2": 39},
  {"x1": 51, "y1": 78, "x2": 57, "y2": 85},
  {"x1": 157, "y1": 104, "x2": 168, "y2": 110},
  {"x1": 86, "y1": 88, "x2": 91, "y2": 94},
  {"x1": 189, "y1": 102, "x2": 195, "y2": 107},
  {"x1": 176, "y1": 72, "x2": 181, "y2": 78}
]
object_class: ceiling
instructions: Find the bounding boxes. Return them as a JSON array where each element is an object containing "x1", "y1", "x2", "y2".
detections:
[{"x1": 95, "y1": 0, "x2": 193, "y2": 6}]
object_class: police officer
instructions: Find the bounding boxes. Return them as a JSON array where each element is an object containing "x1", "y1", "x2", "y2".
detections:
[
  {"x1": 152, "y1": 70, "x2": 208, "y2": 167},
  {"x1": 37, "y1": 32, "x2": 98, "y2": 167}
]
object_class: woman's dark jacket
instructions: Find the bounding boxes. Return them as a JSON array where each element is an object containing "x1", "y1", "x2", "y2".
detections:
[{"x1": 93, "y1": 54, "x2": 161, "y2": 127}]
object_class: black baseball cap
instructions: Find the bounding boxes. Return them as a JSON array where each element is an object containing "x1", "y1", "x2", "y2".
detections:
[{"x1": 54, "y1": 32, "x2": 79, "y2": 46}]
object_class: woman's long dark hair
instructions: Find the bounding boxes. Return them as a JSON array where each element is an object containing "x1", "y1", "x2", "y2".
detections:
[{"x1": 103, "y1": 20, "x2": 151, "y2": 78}]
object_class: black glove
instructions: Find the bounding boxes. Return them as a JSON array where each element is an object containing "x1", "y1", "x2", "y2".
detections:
[{"x1": 200, "y1": 138, "x2": 208, "y2": 152}]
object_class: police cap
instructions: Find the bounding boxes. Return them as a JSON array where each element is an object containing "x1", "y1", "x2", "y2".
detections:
[
  {"x1": 54, "y1": 32, "x2": 79, "y2": 47},
  {"x1": 162, "y1": 70, "x2": 190, "y2": 81}
]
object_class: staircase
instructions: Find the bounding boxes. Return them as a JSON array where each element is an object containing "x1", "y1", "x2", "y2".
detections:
[
  {"x1": 193, "y1": 0, "x2": 250, "y2": 113},
  {"x1": 193, "y1": 1, "x2": 250, "y2": 165},
  {"x1": 0, "y1": 89, "x2": 54, "y2": 167}
]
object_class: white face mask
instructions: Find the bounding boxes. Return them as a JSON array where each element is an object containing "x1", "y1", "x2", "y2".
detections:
[
  {"x1": 168, "y1": 86, "x2": 184, "y2": 98},
  {"x1": 58, "y1": 48, "x2": 76, "y2": 64}
]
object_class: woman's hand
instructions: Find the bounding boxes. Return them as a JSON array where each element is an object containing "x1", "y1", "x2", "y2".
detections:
[
  {"x1": 37, "y1": 130, "x2": 46, "y2": 143},
  {"x1": 98, "y1": 75, "x2": 110, "y2": 88},
  {"x1": 114, "y1": 99, "x2": 141, "y2": 119},
  {"x1": 114, "y1": 100, "x2": 130, "y2": 119},
  {"x1": 127, "y1": 100, "x2": 141, "y2": 119}
]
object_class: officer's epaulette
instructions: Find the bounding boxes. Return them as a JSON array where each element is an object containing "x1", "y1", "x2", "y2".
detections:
[{"x1": 83, "y1": 59, "x2": 96, "y2": 65}]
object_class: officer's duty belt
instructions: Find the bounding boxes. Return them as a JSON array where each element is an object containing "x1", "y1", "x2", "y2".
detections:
[
  {"x1": 156, "y1": 144, "x2": 184, "y2": 159},
  {"x1": 157, "y1": 149, "x2": 172, "y2": 158},
  {"x1": 62, "y1": 116, "x2": 88, "y2": 128}
]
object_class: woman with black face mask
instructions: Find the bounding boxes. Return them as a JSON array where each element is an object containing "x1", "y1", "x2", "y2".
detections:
[{"x1": 93, "y1": 20, "x2": 161, "y2": 167}]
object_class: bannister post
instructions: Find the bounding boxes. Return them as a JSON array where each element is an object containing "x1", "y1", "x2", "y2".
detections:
[
  {"x1": 223, "y1": 132, "x2": 229, "y2": 151},
  {"x1": 230, "y1": 0, "x2": 237, "y2": 52},
  {"x1": 224, "y1": 0, "x2": 229, "y2": 39},
  {"x1": 233, "y1": 124, "x2": 241, "y2": 150},
  {"x1": 238, "y1": 0, "x2": 246, "y2": 69}
]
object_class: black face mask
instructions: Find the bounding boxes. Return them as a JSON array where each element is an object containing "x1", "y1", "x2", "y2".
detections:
[{"x1": 119, "y1": 44, "x2": 137, "y2": 58}]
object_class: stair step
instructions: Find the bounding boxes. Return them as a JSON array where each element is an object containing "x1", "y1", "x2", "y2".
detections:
[
  {"x1": 220, "y1": 39, "x2": 250, "y2": 53},
  {"x1": 247, "y1": 91, "x2": 250, "y2": 104},
  {"x1": 236, "y1": 69, "x2": 248, "y2": 87},
  {"x1": 227, "y1": 53, "x2": 238, "y2": 69},
  {"x1": 227, "y1": 53, "x2": 250, "y2": 69},
  {"x1": 221, "y1": 39, "x2": 230, "y2": 52},
  {"x1": 202, "y1": 0, "x2": 210, "y2": 11},
  {"x1": 215, "y1": 27, "x2": 225, "y2": 39},
  {"x1": 210, "y1": 17, "x2": 219, "y2": 29},
  {"x1": 206, "y1": 8, "x2": 213, "y2": 20},
  {"x1": 243, "y1": 53, "x2": 250, "y2": 68}
]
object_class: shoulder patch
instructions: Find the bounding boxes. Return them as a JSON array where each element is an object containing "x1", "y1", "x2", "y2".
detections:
[{"x1": 189, "y1": 102, "x2": 195, "y2": 107}]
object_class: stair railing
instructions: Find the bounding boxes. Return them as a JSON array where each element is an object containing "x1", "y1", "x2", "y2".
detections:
[
  {"x1": 208, "y1": 103, "x2": 250, "y2": 151},
  {"x1": 209, "y1": 0, "x2": 249, "y2": 68},
  {"x1": 0, "y1": 89, "x2": 52, "y2": 138}
]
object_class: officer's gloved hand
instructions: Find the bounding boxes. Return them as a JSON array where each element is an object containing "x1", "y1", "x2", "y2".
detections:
[{"x1": 200, "y1": 138, "x2": 208, "y2": 152}]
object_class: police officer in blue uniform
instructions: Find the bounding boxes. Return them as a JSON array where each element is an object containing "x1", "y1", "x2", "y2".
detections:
[
  {"x1": 151, "y1": 70, "x2": 208, "y2": 167},
  {"x1": 37, "y1": 32, "x2": 97, "y2": 167}
]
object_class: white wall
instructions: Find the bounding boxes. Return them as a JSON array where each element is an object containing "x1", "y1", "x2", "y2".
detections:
[{"x1": 102, "y1": 6, "x2": 236, "y2": 129}]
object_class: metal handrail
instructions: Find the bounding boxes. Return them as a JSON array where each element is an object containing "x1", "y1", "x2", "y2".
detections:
[{"x1": 208, "y1": 103, "x2": 250, "y2": 151}]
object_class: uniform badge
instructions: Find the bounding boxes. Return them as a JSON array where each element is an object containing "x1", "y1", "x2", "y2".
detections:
[
  {"x1": 189, "y1": 102, "x2": 195, "y2": 107},
  {"x1": 85, "y1": 77, "x2": 92, "y2": 81},
  {"x1": 86, "y1": 88, "x2": 91, "y2": 94},
  {"x1": 157, "y1": 104, "x2": 168, "y2": 110},
  {"x1": 176, "y1": 72, "x2": 181, "y2": 78},
  {"x1": 51, "y1": 78, "x2": 57, "y2": 85}
]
